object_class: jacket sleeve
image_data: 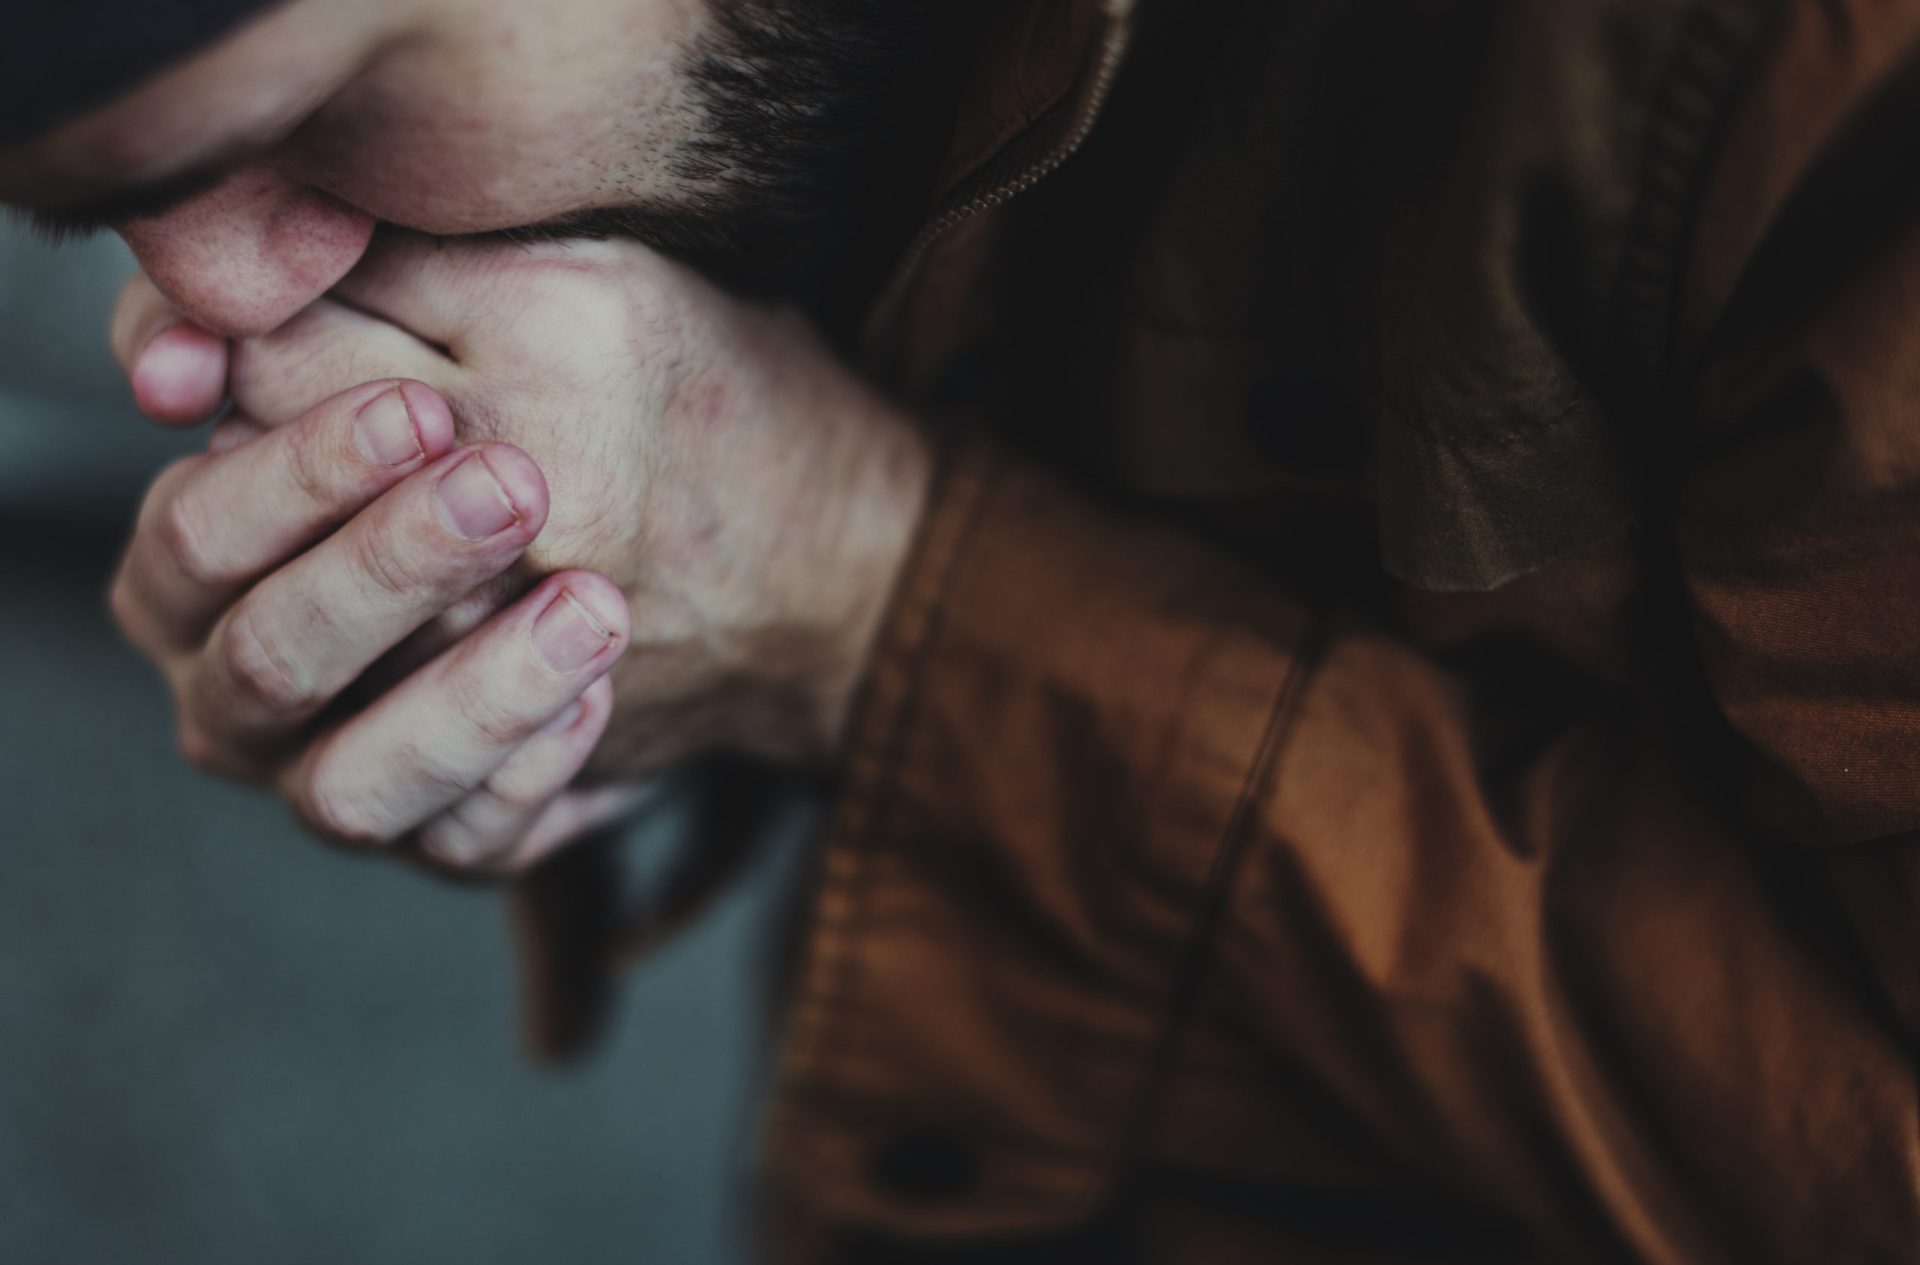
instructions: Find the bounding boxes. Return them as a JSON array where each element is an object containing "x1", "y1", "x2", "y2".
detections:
[
  {"x1": 765, "y1": 423, "x2": 1917, "y2": 1262},
  {"x1": 764, "y1": 12, "x2": 1920, "y2": 1264}
]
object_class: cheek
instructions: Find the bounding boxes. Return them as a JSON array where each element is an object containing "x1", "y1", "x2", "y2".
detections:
[
  {"x1": 288, "y1": 10, "x2": 693, "y2": 236},
  {"x1": 299, "y1": 122, "x2": 606, "y2": 234},
  {"x1": 291, "y1": 56, "x2": 672, "y2": 235}
]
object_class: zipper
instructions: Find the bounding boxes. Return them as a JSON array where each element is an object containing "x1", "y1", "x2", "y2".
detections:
[{"x1": 865, "y1": 0, "x2": 1139, "y2": 335}]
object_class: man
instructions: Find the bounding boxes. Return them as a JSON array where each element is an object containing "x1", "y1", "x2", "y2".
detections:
[{"x1": 2, "y1": 0, "x2": 1916, "y2": 1260}]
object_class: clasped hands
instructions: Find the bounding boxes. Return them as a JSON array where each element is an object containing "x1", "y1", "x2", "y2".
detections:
[{"x1": 107, "y1": 232, "x2": 930, "y2": 874}]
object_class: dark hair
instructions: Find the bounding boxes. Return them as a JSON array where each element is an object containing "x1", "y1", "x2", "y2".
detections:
[
  {"x1": 0, "y1": 0, "x2": 281, "y2": 148},
  {"x1": 509, "y1": 0, "x2": 940, "y2": 302}
]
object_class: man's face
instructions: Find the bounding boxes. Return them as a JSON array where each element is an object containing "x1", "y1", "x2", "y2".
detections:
[{"x1": 0, "y1": 0, "x2": 917, "y2": 334}]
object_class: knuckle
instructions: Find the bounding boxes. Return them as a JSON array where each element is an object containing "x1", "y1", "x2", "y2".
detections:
[
  {"x1": 415, "y1": 817, "x2": 489, "y2": 870},
  {"x1": 279, "y1": 410, "x2": 340, "y2": 508},
  {"x1": 131, "y1": 456, "x2": 202, "y2": 537},
  {"x1": 221, "y1": 607, "x2": 322, "y2": 717},
  {"x1": 485, "y1": 758, "x2": 566, "y2": 813},
  {"x1": 396, "y1": 735, "x2": 479, "y2": 806},
  {"x1": 296, "y1": 759, "x2": 390, "y2": 847},
  {"x1": 350, "y1": 515, "x2": 430, "y2": 603},
  {"x1": 456, "y1": 679, "x2": 538, "y2": 751},
  {"x1": 480, "y1": 777, "x2": 545, "y2": 820},
  {"x1": 154, "y1": 488, "x2": 236, "y2": 591}
]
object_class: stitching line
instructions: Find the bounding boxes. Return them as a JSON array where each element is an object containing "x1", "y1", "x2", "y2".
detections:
[
  {"x1": 1107, "y1": 611, "x2": 1328, "y2": 1172},
  {"x1": 774, "y1": 439, "x2": 1005, "y2": 1124}
]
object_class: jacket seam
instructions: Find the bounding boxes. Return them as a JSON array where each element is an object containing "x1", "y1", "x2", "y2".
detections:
[
  {"x1": 776, "y1": 438, "x2": 1006, "y2": 1124},
  {"x1": 1108, "y1": 611, "x2": 1328, "y2": 1172},
  {"x1": 1380, "y1": 395, "x2": 1590, "y2": 450}
]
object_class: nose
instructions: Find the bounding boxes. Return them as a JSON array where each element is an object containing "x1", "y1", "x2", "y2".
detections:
[{"x1": 116, "y1": 164, "x2": 376, "y2": 338}]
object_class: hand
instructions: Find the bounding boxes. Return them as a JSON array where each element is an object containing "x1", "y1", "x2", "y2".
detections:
[
  {"x1": 224, "y1": 232, "x2": 931, "y2": 771},
  {"x1": 109, "y1": 231, "x2": 930, "y2": 868},
  {"x1": 107, "y1": 366, "x2": 641, "y2": 871}
]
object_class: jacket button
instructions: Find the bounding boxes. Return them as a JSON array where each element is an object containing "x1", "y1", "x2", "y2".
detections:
[{"x1": 866, "y1": 1132, "x2": 982, "y2": 1203}]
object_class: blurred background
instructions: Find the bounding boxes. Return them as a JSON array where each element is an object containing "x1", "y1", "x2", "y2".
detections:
[{"x1": 0, "y1": 221, "x2": 779, "y2": 1264}]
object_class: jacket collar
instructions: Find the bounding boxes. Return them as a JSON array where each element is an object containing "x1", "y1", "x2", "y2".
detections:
[
  {"x1": 926, "y1": 0, "x2": 1121, "y2": 207},
  {"x1": 864, "y1": 0, "x2": 1139, "y2": 354}
]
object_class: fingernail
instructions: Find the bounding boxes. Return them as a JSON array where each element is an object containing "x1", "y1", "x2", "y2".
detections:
[
  {"x1": 434, "y1": 455, "x2": 519, "y2": 540},
  {"x1": 532, "y1": 589, "x2": 616, "y2": 674},
  {"x1": 540, "y1": 700, "x2": 585, "y2": 736},
  {"x1": 354, "y1": 388, "x2": 422, "y2": 466}
]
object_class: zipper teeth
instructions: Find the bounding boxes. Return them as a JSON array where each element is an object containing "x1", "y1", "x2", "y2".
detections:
[{"x1": 874, "y1": 2, "x2": 1136, "y2": 316}]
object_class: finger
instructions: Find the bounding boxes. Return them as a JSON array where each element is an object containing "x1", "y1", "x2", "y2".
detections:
[
  {"x1": 350, "y1": 570, "x2": 530, "y2": 705},
  {"x1": 331, "y1": 230, "x2": 668, "y2": 361},
  {"x1": 109, "y1": 271, "x2": 175, "y2": 372},
  {"x1": 326, "y1": 228, "x2": 495, "y2": 354},
  {"x1": 230, "y1": 293, "x2": 453, "y2": 429},
  {"x1": 415, "y1": 675, "x2": 615, "y2": 871},
  {"x1": 208, "y1": 415, "x2": 268, "y2": 454},
  {"x1": 111, "y1": 380, "x2": 457, "y2": 653},
  {"x1": 282, "y1": 570, "x2": 630, "y2": 846},
  {"x1": 111, "y1": 270, "x2": 227, "y2": 425},
  {"x1": 496, "y1": 783, "x2": 657, "y2": 876},
  {"x1": 187, "y1": 443, "x2": 550, "y2": 754}
]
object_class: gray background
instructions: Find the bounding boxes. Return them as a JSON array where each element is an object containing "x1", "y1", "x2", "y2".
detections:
[{"x1": 0, "y1": 222, "x2": 772, "y2": 1264}]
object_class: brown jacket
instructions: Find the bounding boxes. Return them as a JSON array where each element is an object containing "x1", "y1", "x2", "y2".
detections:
[{"x1": 535, "y1": 1, "x2": 1920, "y2": 1260}]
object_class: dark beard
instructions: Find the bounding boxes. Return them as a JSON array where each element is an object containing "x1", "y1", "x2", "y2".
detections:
[{"x1": 503, "y1": 0, "x2": 939, "y2": 303}]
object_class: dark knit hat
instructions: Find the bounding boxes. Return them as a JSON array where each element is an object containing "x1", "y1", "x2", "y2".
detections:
[{"x1": 1, "y1": 1, "x2": 281, "y2": 147}]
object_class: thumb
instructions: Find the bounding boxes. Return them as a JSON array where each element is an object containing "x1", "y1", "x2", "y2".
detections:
[{"x1": 110, "y1": 270, "x2": 228, "y2": 426}]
